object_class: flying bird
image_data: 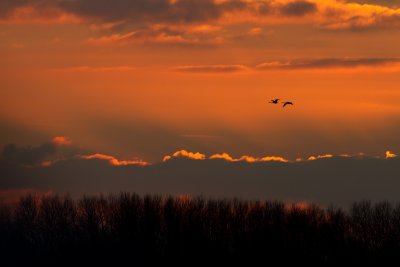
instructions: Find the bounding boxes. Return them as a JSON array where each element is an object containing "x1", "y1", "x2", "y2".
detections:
[
  {"x1": 269, "y1": 98, "x2": 280, "y2": 104},
  {"x1": 282, "y1": 101, "x2": 293, "y2": 108}
]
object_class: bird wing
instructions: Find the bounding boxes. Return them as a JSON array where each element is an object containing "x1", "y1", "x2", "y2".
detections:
[{"x1": 283, "y1": 102, "x2": 294, "y2": 107}]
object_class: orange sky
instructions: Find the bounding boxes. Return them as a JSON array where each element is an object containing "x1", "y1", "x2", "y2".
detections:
[{"x1": 1, "y1": 0, "x2": 400, "y2": 162}]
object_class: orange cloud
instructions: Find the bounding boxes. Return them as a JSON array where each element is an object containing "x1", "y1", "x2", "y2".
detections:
[
  {"x1": 163, "y1": 150, "x2": 206, "y2": 161},
  {"x1": 173, "y1": 58, "x2": 400, "y2": 74},
  {"x1": 247, "y1": 27, "x2": 263, "y2": 36},
  {"x1": 307, "y1": 154, "x2": 334, "y2": 161},
  {"x1": 188, "y1": 24, "x2": 221, "y2": 34},
  {"x1": 386, "y1": 150, "x2": 397, "y2": 159},
  {"x1": 0, "y1": 6, "x2": 81, "y2": 24},
  {"x1": 210, "y1": 153, "x2": 289, "y2": 163},
  {"x1": 255, "y1": 58, "x2": 400, "y2": 70},
  {"x1": 225, "y1": 0, "x2": 400, "y2": 30},
  {"x1": 259, "y1": 156, "x2": 290, "y2": 162},
  {"x1": 51, "y1": 136, "x2": 72, "y2": 146},
  {"x1": 173, "y1": 64, "x2": 250, "y2": 73},
  {"x1": 209, "y1": 152, "x2": 235, "y2": 161},
  {"x1": 81, "y1": 153, "x2": 149, "y2": 166},
  {"x1": 163, "y1": 155, "x2": 172, "y2": 162},
  {"x1": 85, "y1": 22, "x2": 229, "y2": 46},
  {"x1": 54, "y1": 66, "x2": 137, "y2": 73},
  {"x1": 87, "y1": 28, "x2": 194, "y2": 46}
]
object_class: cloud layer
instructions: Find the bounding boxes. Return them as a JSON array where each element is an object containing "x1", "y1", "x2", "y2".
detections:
[
  {"x1": 255, "y1": 58, "x2": 400, "y2": 70},
  {"x1": 1, "y1": 137, "x2": 147, "y2": 167},
  {"x1": 1, "y1": 147, "x2": 399, "y2": 208},
  {"x1": 173, "y1": 64, "x2": 250, "y2": 73},
  {"x1": 2, "y1": 0, "x2": 400, "y2": 32},
  {"x1": 1, "y1": 140, "x2": 399, "y2": 207},
  {"x1": 171, "y1": 58, "x2": 400, "y2": 73}
]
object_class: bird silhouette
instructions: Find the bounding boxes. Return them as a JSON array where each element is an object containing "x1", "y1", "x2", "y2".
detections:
[
  {"x1": 269, "y1": 98, "x2": 280, "y2": 104},
  {"x1": 282, "y1": 101, "x2": 293, "y2": 107}
]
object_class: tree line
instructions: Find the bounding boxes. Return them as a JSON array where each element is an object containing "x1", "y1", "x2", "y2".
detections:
[{"x1": 1, "y1": 193, "x2": 400, "y2": 266}]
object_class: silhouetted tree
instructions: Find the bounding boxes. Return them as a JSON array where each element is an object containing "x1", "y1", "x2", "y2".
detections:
[{"x1": 1, "y1": 193, "x2": 400, "y2": 266}]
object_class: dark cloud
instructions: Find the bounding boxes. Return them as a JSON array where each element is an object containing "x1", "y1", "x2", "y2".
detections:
[
  {"x1": 2, "y1": 143, "x2": 56, "y2": 165},
  {"x1": 280, "y1": 1, "x2": 317, "y2": 16},
  {"x1": 1, "y1": 140, "x2": 82, "y2": 165},
  {"x1": 0, "y1": 0, "x2": 29, "y2": 17},
  {"x1": 1, "y1": 152, "x2": 400, "y2": 208},
  {"x1": 256, "y1": 2, "x2": 272, "y2": 15},
  {"x1": 0, "y1": 0, "x2": 247, "y2": 23},
  {"x1": 256, "y1": 57, "x2": 400, "y2": 70},
  {"x1": 1, "y1": 0, "x2": 400, "y2": 32}
]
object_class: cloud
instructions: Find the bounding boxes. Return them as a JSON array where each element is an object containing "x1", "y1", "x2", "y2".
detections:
[
  {"x1": 2, "y1": 0, "x2": 400, "y2": 31},
  {"x1": 307, "y1": 154, "x2": 334, "y2": 161},
  {"x1": 165, "y1": 150, "x2": 393, "y2": 163},
  {"x1": 259, "y1": 156, "x2": 290, "y2": 162},
  {"x1": 1, "y1": 0, "x2": 229, "y2": 26},
  {"x1": 2, "y1": 139, "x2": 400, "y2": 207},
  {"x1": 0, "y1": 4, "x2": 81, "y2": 24},
  {"x1": 209, "y1": 152, "x2": 235, "y2": 161},
  {"x1": 51, "y1": 136, "x2": 72, "y2": 146},
  {"x1": 386, "y1": 150, "x2": 397, "y2": 159},
  {"x1": 0, "y1": 0, "x2": 246, "y2": 25},
  {"x1": 87, "y1": 28, "x2": 194, "y2": 46},
  {"x1": 55, "y1": 66, "x2": 137, "y2": 72},
  {"x1": 80, "y1": 153, "x2": 149, "y2": 166},
  {"x1": 2, "y1": 149, "x2": 400, "y2": 208},
  {"x1": 188, "y1": 24, "x2": 221, "y2": 33},
  {"x1": 163, "y1": 149, "x2": 206, "y2": 161},
  {"x1": 60, "y1": 0, "x2": 247, "y2": 24},
  {"x1": 1, "y1": 138, "x2": 150, "y2": 167},
  {"x1": 164, "y1": 151, "x2": 289, "y2": 163},
  {"x1": 255, "y1": 58, "x2": 400, "y2": 70},
  {"x1": 1, "y1": 137, "x2": 80, "y2": 166},
  {"x1": 247, "y1": 27, "x2": 263, "y2": 36},
  {"x1": 346, "y1": 0, "x2": 400, "y2": 8},
  {"x1": 173, "y1": 64, "x2": 250, "y2": 73},
  {"x1": 86, "y1": 24, "x2": 226, "y2": 46},
  {"x1": 172, "y1": 57, "x2": 400, "y2": 74},
  {"x1": 280, "y1": 1, "x2": 318, "y2": 16},
  {"x1": 209, "y1": 152, "x2": 289, "y2": 163},
  {"x1": 2, "y1": 142, "x2": 57, "y2": 165}
]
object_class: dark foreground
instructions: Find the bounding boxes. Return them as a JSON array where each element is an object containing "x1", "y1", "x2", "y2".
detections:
[{"x1": 1, "y1": 193, "x2": 400, "y2": 266}]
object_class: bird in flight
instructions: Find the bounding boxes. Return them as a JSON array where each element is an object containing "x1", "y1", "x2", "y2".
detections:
[
  {"x1": 282, "y1": 101, "x2": 293, "y2": 108},
  {"x1": 269, "y1": 98, "x2": 280, "y2": 104}
]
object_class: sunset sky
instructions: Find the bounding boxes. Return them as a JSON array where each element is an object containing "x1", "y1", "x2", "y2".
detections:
[
  {"x1": 1, "y1": 0, "x2": 400, "y2": 205},
  {"x1": 2, "y1": 0, "x2": 400, "y2": 162}
]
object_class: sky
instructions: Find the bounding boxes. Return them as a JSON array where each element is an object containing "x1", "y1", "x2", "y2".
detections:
[{"x1": 1, "y1": 0, "x2": 400, "y2": 206}]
